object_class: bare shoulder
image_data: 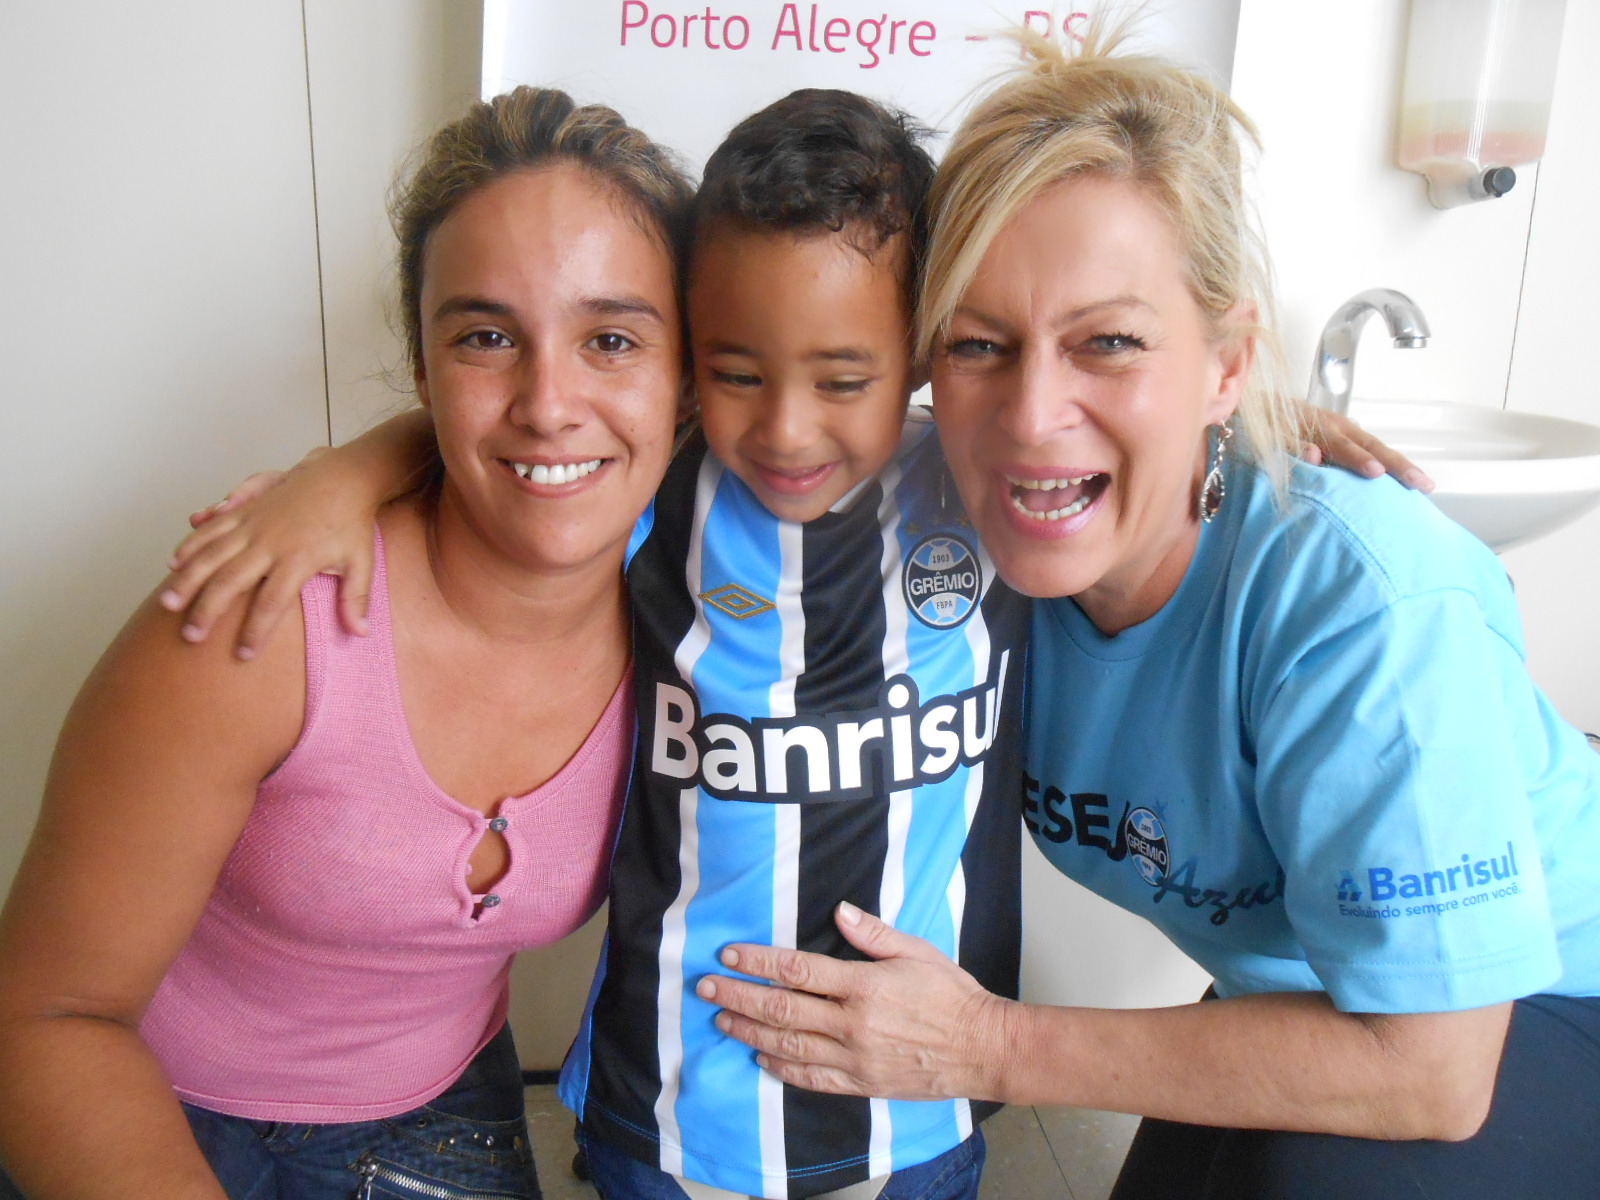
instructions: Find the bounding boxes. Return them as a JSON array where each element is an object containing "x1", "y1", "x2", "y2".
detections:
[
  {"x1": 0, "y1": 588, "x2": 307, "y2": 1020},
  {"x1": 57, "y1": 584, "x2": 307, "y2": 795}
]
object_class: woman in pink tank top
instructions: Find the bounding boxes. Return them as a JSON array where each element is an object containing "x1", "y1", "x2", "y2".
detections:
[{"x1": 0, "y1": 88, "x2": 691, "y2": 1200}]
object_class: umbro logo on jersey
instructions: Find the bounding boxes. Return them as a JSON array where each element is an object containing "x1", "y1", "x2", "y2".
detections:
[
  {"x1": 903, "y1": 534, "x2": 981, "y2": 629},
  {"x1": 700, "y1": 583, "x2": 776, "y2": 620}
]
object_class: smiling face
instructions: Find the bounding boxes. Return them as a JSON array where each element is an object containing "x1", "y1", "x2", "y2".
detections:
[
  {"x1": 689, "y1": 226, "x2": 914, "y2": 523},
  {"x1": 416, "y1": 164, "x2": 682, "y2": 575},
  {"x1": 932, "y1": 174, "x2": 1251, "y2": 632}
]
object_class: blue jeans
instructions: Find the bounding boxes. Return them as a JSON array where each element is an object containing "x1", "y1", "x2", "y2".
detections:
[
  {"x1": 1108, "y1": 994, "x2": 1600, "y2": 1200},
  {"x1": 182, "y1": 1022, "x2": 541, "y2": 1199},
  {"x1": 0, "y1": 1024, "x2": 540, "y2": 1200},
  {"x1": 581, "y1": 1127, "x2": 985, "y2": 1200}
]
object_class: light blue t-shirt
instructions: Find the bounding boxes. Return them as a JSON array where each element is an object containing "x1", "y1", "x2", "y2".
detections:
[{"x1": 1025, "y1": 457, "x2": 1600, "y2": 1013}]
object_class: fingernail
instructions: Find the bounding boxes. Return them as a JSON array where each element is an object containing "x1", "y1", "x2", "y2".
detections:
[
  {"x1": 159, "y1": 590, "x2": 182, "y2": 611},
  {"x1": 838, "y1": 901, "x2": 862, "y2": 926},
  {"x1": 721, "y1": 947, "x2": 741, "y2": 968},
  {"x1": 181, "y1": 624, "x2": 203, "y2": 643},
  {"x1": 715, "y1": 1013, "x2": 732, "y2": 1033},
  {"x1": 235, "y1": 646, "x2": 256, "y2": 662},
  {"x1": 697, "y1": 978, "x2": 716, "y2": 999},
  {"x1": 354, "y1": 618, "x2": 370, "y2": 636}
]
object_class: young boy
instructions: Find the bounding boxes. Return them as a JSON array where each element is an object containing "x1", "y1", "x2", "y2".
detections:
[{"x1": 563, "y1": 91, "x2": 1027, "y2": 1199}]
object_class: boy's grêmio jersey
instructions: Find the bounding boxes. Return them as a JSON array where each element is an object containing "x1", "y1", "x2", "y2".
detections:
[{"x1": 560, "y1": 411, "x2": 1029, "y2": 1198}]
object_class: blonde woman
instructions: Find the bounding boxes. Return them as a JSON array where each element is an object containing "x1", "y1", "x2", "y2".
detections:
[{"x1": 703, "y1": 30, "x2": 1600, "y2": 1200}]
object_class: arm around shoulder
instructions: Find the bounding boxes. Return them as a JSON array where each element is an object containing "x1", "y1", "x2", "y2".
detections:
[
  {"x1": 163, "y1": 407, "x2": 437, "y2": 655},
  {"x1": 0, "y1": 590, "x2": 306, "y2": 1199}
]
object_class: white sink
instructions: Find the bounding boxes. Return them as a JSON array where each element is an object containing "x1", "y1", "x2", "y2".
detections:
[{"x1": 1345, "y1": 399, "x2": 1600, "y2": 552}]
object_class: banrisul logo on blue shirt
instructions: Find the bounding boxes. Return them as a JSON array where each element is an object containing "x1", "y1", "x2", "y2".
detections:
[
  {"x1": 1336, "y1": 843, "x2": 1523, "y2": 920},
  {"x1": 903, "y1": 534, "x2": 981, "y2": 629}
]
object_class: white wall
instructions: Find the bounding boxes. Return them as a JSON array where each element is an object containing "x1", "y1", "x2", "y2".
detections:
[
  {"x1": 1496, "y1": 0, "x2": 1600, "y2": 737},
  {"x1": 301, "y1": 2, "x2": 482, "y2": 440},
  {"x1": 1, "y1": 2, "x2": 330, "y2": 893}
]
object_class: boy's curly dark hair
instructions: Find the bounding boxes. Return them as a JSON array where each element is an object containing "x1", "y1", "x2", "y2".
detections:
[{"x1": 691, "y1": 88, "x2": 935, "y2": 295}]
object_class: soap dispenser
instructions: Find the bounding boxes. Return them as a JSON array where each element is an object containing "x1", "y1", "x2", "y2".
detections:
[{"x1": 1397, "y1": 0, "x2": 1567, "y2": 208}]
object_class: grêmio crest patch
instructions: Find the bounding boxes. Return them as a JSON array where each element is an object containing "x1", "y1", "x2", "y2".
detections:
[{"x1": 903, "y1": 533, "x2": 982, "y2": 629}]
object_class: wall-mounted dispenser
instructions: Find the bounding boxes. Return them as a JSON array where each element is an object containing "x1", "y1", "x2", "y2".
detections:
[{"x1": 1398, "y1": 0, "x2": 1567, "y2": 209}]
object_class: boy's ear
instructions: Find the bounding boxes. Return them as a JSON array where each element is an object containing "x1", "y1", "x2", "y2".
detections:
[
  {"x1": 676, "y1": 379, "x2": 698, "y2": 425},
  {"x1": 909, "y1": 355, "x2": 932, "y2": 394}
]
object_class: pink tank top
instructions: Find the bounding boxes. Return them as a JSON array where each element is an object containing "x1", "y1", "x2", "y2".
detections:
[{"x1": 141, "y1": 531, "x2": 631, "y2": 1121}]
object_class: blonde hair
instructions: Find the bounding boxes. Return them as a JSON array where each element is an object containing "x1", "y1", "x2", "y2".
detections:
[
  {"x1": 391, "y1": 86, "x2": 694, "y2": 375},
  {"x1": 919, "y1": 22, "x2": 1294, "y2": 474}
]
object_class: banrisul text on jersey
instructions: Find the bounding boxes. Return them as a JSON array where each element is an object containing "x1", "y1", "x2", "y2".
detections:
[{"x1": 649, "y1": 653, "x2": 1010, "y2": 802}]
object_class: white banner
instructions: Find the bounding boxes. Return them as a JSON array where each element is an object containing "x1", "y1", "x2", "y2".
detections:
[{"x1": 482, "y1": 1, "x2": 1242, "y2": 171}]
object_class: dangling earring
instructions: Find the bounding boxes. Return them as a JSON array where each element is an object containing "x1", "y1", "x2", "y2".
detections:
[{"x1": 1198, "y1": 422, "x2": 1233, "y2": 523}]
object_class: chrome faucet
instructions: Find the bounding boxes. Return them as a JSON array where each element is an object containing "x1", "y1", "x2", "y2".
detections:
[{"x1": 1306, "y1": 288, "x2": 1430, "y2": 415}]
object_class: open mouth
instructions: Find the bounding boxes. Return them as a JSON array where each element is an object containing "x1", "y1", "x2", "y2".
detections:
[
  {"x1": 1007, "y1": 473, "x2": 1107, "y2": 521},
  {"x1": 757, "y1": 461, "x2": 836, "y2": 495},
  {"x1": 507, "y1": 458, "x2": 603, "y2": 485}
]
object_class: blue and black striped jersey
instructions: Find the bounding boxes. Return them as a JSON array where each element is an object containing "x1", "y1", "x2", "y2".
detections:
[{"x1": 561, "y1": 411, "x2": 1029, "y2": 1198}]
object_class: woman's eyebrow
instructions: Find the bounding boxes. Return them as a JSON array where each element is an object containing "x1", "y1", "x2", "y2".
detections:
[
  {"x1": 432, "y1": 295, "x2": 513, "y2": 322},
  {"x1": 581, "y1": 294, "x2": 667, "y2": 323},
  {"x1": 1067, "y1": 295, "x2": 1155, "y2": 319},
  {"x1": 954, "y1": 296, "x2": 1154, "y2": 332},
  {"x1": 430, "y1": 294, "x2": 667, "y2": 323}
]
